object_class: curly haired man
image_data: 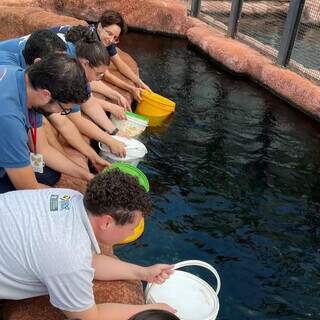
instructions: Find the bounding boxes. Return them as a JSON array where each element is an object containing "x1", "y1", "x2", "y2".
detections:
[{"x1": 0, "y1": 169, "x2": 175, "y2": 319}]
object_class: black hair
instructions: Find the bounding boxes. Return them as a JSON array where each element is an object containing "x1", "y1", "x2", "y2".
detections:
[
  {"x1": 22, "y1": 29, "x2": 66, "y2": 66},
  {"x1": 98, "y1": 10, "x2": 127, "y2": 35},
  {"x1": 84, "y1": 169, "x2": 152, "y2": 225},
  {"x1": 65, "y1": 25, "x2": 96, "y2": 44},
  {"x1": 75, "y1": 36, "x2": 110, "y2": 67},
  {"x1": 27, "y1": 53, "x2": 90, "y2": 104},
  {"x1": 128, "y1": 310, "x2": 180, "y2": 320}
]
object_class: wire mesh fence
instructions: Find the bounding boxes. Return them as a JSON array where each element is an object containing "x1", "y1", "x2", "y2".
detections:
[
  {"x1": 185, "y1": 0, "x2": 320, "y2": 84},
  {"x1": 289, "y1": 1, "x2": 320, "y2": 81},
  {"x1": 237, "y1": 1, "x2": 289, "y2": 61},
  {"x1": 198, "y1": 0, "x2": 231, "y2": 33}
]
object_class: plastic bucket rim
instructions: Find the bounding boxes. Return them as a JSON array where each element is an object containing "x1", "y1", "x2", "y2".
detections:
[
  {"x1": 146, "y1": 271, "x2": 219, "y2": 320},
  {"x1": 141, "y1": 90, "x2": 176, "y2": 108}
]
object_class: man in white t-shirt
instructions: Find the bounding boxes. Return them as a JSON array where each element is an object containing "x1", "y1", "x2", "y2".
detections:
[{"x1": 0, "y1": 169, "x2": 175, "y2": 319}]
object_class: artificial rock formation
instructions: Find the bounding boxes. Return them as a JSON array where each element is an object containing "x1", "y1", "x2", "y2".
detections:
[
  {"x1": 0, "y1": 5, "x2": 86, "y2": 40},
  {"x1": 36, "y1": 0, "x2": 188, "y2": 35}
]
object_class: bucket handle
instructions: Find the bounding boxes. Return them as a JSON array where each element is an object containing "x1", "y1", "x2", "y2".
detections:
[
  {"x1": 145, "y1": 260, "x2": 221, "y2": 299},
  {"x1": 173, "y1": 260, "x2": 221, "y2": 295}
]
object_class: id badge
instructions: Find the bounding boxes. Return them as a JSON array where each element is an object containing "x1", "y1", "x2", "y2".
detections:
[{"x1": 30, "y1": 153, "x2": 45, "y2": 174}]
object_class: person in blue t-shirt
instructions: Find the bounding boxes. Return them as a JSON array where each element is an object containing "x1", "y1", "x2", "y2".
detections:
[
  {"x1": 0, "y1": 53, "x2": 93, "y2": 193},
  {"x1": 0, "y1": 29, "x2": 126, "y2": 161},
  {"x1": 51, "y1": 10, "x2": 151, "y2": 106}
]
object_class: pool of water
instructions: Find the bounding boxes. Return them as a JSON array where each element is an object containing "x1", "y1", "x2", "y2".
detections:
[{"x1": 117, "y1": 32, "x2": 320, "y2": 320}]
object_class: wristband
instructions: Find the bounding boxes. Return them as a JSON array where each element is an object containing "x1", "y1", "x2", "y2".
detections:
[{"x1": 110, "y1": 128, "x2": 119, "y2": 135}]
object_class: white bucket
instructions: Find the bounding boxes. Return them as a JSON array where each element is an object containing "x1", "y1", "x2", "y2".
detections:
[
  {"x1": 99, "y1": 136, "x2": 147, "y2": 167},
  {"x1": 145, "y1": 260, "x2": 221, "y2": 320},
  {"x1": 111, "y1": 112, "x2": 148, "y2": 140}
]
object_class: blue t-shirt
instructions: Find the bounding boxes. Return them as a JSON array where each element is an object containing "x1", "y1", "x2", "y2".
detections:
[
  {"x1": 0, "y1": 51, "x2": 23, "y2": 67},
  {"x1": 0, "y1": 66, "x2": 42, "y2": 177},
  {"x1": 0, "y1": 33, "x2": 76, "y2": 62},
  {"x1": 50, "y1": 25, "x2": 118, "y2": 57},
  {"x1": 0, "y1": 35, "x2": 29, "y2": 68},
  {"x1": 0, "y1": 50, "x2": 80, "y2": 114}
]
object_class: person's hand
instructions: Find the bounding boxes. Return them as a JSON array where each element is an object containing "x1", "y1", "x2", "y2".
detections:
[
  {"x1": 117, "y1": 130, "x2": 130, "y2": 139},
  {"x1": 131, "y1": 87, "x2": 143, "y2": 102},
  {"x1": 153, "y1": 303, "x2": 177, "y2": 314},
  {"x1": 85, "y1": 172, "x2": 95, "y2": 181},
  {"x1": 109, "y1": 139, "x2": 126, "y2": 158},
  {"x1": 109, "y1": 104, "x2": 127, "y2": 120},
  {"x1": 90, "y1": 155, "x2": 111, "y2": 172},
  {"x1": 137, "y1": 80, "x2": 152, "y2": 92},
  {"x1": 144, "y1": 264, "x2": 174, "y2": 284},
  {"x1": 115, "y1": 94, "x2": 131, "y2": 111}
]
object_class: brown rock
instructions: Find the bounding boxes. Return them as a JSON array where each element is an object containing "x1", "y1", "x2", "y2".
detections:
[
  {"x1": 37, "y1": 0, "x2": 188, "y2": 35},
  {"x1": 0, "y1": 5, "x2": 86, "y2": 40}
]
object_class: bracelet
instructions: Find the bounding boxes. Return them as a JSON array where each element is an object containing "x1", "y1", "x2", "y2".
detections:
[{"x1": 110, "y1": 128, "x2": 119, "y2": 135}]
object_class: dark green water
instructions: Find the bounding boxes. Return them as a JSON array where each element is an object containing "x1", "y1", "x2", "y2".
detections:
[{"x1": 117, "y1": 32, "x2": 320, "y2": 320}]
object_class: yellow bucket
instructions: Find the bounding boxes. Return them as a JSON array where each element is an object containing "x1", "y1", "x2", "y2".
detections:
[
  {"x1": 120, "y1": 217, "x2": 145, "y2": 245},
  {"x1": 136, "y1": 90, "x2": 176, "y2": 127}
]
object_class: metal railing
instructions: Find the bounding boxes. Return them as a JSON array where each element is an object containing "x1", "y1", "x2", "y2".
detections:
[{"x1": 189, "y1": 0, "x2": 320, "y2": 84}]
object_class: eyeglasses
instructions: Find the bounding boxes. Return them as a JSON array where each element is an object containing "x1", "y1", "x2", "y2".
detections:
[{"x1": 57, "y1": 101, "x2": 72, "y2": 115}]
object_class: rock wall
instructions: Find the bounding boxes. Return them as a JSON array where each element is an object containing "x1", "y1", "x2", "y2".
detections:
[{"x1": 34, "y1": 0, "x2": 188, "y2": 35}]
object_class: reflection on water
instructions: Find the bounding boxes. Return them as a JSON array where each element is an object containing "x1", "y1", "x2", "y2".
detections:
[{"x1": 117, "y1": 32, "x2": 320, "y2": 319}]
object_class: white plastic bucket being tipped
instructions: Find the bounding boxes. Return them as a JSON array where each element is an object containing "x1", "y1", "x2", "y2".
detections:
[
  {"x1": 99, "y1": 136, "x2": 147, "y2": 167},
  {"x1": 145, "y1": 260, "x2": 221, "y2": 320}
]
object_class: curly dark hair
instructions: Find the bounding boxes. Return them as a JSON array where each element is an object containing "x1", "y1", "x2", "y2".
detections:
[
  {"x1": 22, "y1": 29, "x2": 66, "y2": 66},
  {"x1": 128, "y1": 310, "x2": 180, "y2": 320},
  {"x1": 98, "y1": 10, "x2": 127, "y2": 35},
  {"x1": 27, "y1": 53, "x2": 90, "y2": 104},
  {"x1": 84, "y1": 169, "x2": 152, "y2": 225}
]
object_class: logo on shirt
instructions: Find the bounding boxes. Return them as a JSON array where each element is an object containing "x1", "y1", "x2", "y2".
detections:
[
  {"x1": 59, "y1": 195, "x2": 71, "y2": 211},
  {"x1": 0, "y1": 67, "x2": 7, "y2": 81},
  {"x1": 50, "y1": 194, "x2": 59, "y2": 212},
  {"x1": 49, "y1": 194, "x2": 71, "y2": 212}
]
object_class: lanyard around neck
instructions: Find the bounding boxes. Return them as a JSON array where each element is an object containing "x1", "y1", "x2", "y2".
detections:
[{"x1": 28, "y1": 110, "x2": 37, "y2": 154}]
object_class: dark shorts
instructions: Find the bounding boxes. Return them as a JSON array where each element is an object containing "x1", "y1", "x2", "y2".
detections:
[{"x1": 0, "y1": 167, "x2": 61, "y2": 194}]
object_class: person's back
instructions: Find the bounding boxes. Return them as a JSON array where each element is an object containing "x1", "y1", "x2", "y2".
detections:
[
  {"x1": 0, "y1": 35, "x2": 31, "y2": 68},
  {"x1": 0, "y1": 65, "x2": 42, "y2": 179},
  {"x1": 0, "y1": 188, "x2": 99, "y2": 310}
]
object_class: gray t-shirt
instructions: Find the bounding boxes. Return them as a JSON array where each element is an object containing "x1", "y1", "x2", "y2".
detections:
[{"x1": 0, "y1": 188, "x2": 100, "y2": 312}]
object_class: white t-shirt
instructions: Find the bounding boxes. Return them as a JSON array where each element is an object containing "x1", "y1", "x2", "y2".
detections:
[{"x1": 0, "y1": 188, "x2": 100, "y2": 312}]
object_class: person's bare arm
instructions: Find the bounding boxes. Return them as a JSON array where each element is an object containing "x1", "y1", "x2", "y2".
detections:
[
  {"x1": 111, "y1": 54, "x2": 150, "y2": 90},
  {"x1": 36, "y1": 127, "x2": 93, "y2": 181},
  {"x1": 47, "y1": 113, "x2": 110, "y2": 170},
  {"x1": 5, "y1": 166, "x2": 48, "y2": 190},
  {"x1": 104, "y1": 70, "x2": 143, "y2": 102},
  {"x1": 92, "y1": 254, "x2": 174, "y2": 283},
  {"x1": 90, "y1": 80, "x2": 131, "y2": 110},
  {"x1": 80, "y1": 97, "x2": 116, "y2": 133},
  {"x1": 68, "y1": 112, "x2": 126, "y2": 158}
]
